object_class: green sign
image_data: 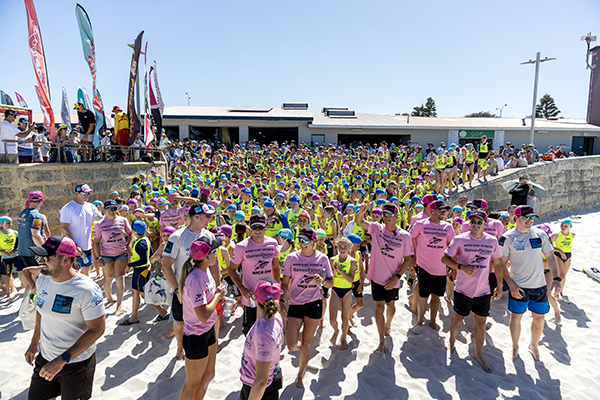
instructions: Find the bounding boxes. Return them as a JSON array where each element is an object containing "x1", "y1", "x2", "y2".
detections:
[{"x1": 458, "y1": 130, "x2": 494, "y2": 139}]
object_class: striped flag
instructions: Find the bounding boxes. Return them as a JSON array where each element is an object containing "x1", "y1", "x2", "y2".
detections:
[{"x1": 15, "y1": 92, "x2": 28, "y2": 108}]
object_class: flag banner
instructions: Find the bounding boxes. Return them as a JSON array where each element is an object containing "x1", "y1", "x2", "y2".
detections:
[
  {"x1": 149, "y1": 63, "x2": 163, "y2": 134},
  {"x1": 75, "y1": 4, "x2": 103, "y2": 147},
  {"x1": 77, "y1": 87, "x2": 91, "y2": 109},
  {"x1": 153, "y1": 61, "x2": 164, "y2": 116},
  {"x1": 1, "y1": 91, "x2": 15, "y2": 106},
  {"x1": 15, "y1": 92, "x2": 28, "y2": 108},
  {"x1": 127, "y1": 31, "x2": 144, "y2": 143},
  {"x1": 143, "y1": 42, "x2": 153, "y2": 146},
  {"x1": 24, "y1": 0, "x2": 54, "y2": 139},
  {"x1": 61, "y1": 87, "x2": 71, "y2": 132}
]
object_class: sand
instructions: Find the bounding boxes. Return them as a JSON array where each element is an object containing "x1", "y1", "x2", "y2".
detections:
[{"x1": 1, "y1": 208, "x2": 600, "y2": 400}]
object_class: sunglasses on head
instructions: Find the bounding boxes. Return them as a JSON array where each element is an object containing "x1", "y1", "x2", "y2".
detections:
[{"x1": 470, "y1": 219, "x2": 484, "y2": 225}]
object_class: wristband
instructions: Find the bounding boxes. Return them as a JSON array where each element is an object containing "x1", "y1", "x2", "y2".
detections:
[
  {"x1": 553, "y1": 277, "x2": 562, "y2": 282},
  {"x1": 395, "y1": 273, "x2": 402, "y2": 279},
  {"x1": 457, "y1": 264, "x2": 462, "y2": 270}
]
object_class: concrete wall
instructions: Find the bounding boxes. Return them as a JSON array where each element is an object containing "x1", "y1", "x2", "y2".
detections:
[
  {"x1": 0, "y1": 162, "x2": 168, "y2": 235},
  {"x1": 446, "y1": 155, "x2": 600, "y2": 217}
]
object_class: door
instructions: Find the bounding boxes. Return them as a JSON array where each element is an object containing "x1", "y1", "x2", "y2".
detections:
[{"x1": 571, "y1": 137, "x2": 585, "y2": 156}]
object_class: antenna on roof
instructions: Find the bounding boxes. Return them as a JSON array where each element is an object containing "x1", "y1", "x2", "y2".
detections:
[{"x1": 582, "y1": 32, "x2": 597, "y2": 69}]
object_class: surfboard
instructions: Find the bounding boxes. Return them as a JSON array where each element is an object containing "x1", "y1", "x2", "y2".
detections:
[{"x1": 582, "y1": 266, "x2": 600, "y2": 283}]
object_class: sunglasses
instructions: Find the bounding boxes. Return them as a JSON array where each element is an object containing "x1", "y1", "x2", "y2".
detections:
[
  {"x1": 469, "y1": 219, "x2": 484, "y2": 225},
  {"x1": 79, "y1": 192, "x2": 91, "y2": 196},
  {"x1": 522, "y1": 216, "x2": 535, "y2": 220},
  {"x1": 106, "y1": 207, "x2": 117, "y2": 211},
  {"x1": 298, "y1": 237, "x2": 311, "y2": 244},
  {"x1": 251, "y1": 225, "x2": 266, "y2": 231}
]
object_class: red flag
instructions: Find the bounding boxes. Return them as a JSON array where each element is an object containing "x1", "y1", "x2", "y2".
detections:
[
  {"x1": 15, "y1": 92, "x2": 28, "y2": 108},
  {"x1": 24, "y1": 0, "x2": 54, "y2": 140}
]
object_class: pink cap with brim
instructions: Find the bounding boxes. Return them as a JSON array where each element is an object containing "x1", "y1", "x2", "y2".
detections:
[
  {"x1": 29, "y1": 236, "x2": 77, "y2": 258},
  {"x1": 28, "y1": 191, "x2": 44, "y2": 201},
  {"x1": 422, "y1": 194, "x2": 436, "y2": 205},
  {"x1": 255, "y1": 277, "x2": 281, "y2": 304}
]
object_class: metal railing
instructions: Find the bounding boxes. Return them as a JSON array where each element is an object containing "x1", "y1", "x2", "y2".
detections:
[{"x1": 2, "y1": 140, "x2": 168, "y2": 164}]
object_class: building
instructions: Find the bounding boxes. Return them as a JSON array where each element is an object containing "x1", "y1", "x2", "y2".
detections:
[{"x1": 162, "y1": 104, "x2": 600, "y2": 155}]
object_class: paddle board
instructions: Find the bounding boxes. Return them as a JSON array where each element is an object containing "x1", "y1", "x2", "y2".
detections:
[{"x1": 582, "y1": 266, "x2": 600, "y2": 282}]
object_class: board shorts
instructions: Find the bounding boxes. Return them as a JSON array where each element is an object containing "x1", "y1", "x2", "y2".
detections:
[
  {"x1": 453, "y1": 291, "x2": 491, "y2": 317},
  {"x1": 101, "y1": 253, "x2": 128, "y2": 264},
  {"x1": 28, "y1": 353, "x2": 96, "y2": 400},
  {"x1": 242, "y1": 305, "x2": 257, "y2": 336},
  {"x1": 417, "y1": 266, "x2": 446, "y2": 298},
  {"x1": 132, "y1": 267, "x2": 151, "y2": 292},
  {"x1": 1, "y1": 257, "x2": 21, "y2": 275},
  {"x1": 508, "y1": 286, "x2": 549, "y2": 315},
  {"x1": 76, "y1": 250, "x2": 93, "y2": 269},
  {"x1": 287, "y1": 299, "x2": 323, "y2": 320},
  {"x1": 182, "y1": 326, "x2": 216, "y2": 360},
  {"x1": 554, "y1": 251, "x2": 572, "y2": 261},
  {"x1": 371, "y1": 280, "x2": 399, "y2": 303},
  {"x1": 117, "y1": 129, "x2": 130, "y2": 146},
  {"x1": 352, "y1": 280, "x2": 363, "y2": 298}
]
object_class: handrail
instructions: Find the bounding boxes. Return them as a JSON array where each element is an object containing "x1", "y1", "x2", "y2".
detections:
[{"x1": 1, "y1": 139, "x2": 167, "y2": 163}]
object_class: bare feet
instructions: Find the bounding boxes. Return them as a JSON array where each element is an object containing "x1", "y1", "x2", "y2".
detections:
[
  {"x1": 409, "y1": 324, "x2": 425, "y2": 335},
  {"x1": 404, "y1": 303, "x2": 417, "y2": 315},
  {"x1": 445, "y1": 296, "x2": 452, "y2": 304},
  {"x1": 375, "y1": 341, "x2": 386, "y2": 354},
  {"x1": 340, "y1": 340, "x2": 348, "y2": 350},
  {"x1": 551, "y1": 314, "x2": 562, "y2": 325},
  {"x1": 330, "y1": 329, "x2": 339, "y2": 346},
  {"x1": 176, "y1": 348, "x2": 184, "y2": 360},
  {"x1": 289, "y1": 341, "x2": 302, "y2": 352},
  {"x1": 295, "y1": 375, "x2": 304, "y2": 389},
  {"x1": 319, "y1": 319, "x2": 325, "y2": 329},
  {"x1": 161, "y1": 328, "x2": 175, "y2": 339},
  {"x1": 512, "y1": 346, "x2": 519, "y2": 360},
  {"x1": 349, "y1": 316, "x2": 355, "y2": 327},
  {"x1": 528, "y1": 344, "x2": 541, "y2": 362},
  {"x1": 474, "y1": 354, "x2": 492, "y2": 373},
  {"x1": 347, "y1": 327, "x2": 354, "y2": 336},
  {"x1": 384, "y1": 325, "x2": 391, "y2": 337},
  {"x1": 429, "y1": 321, "x2": 440, "y2": 332},
  {"x1": 446, "y1": 339, "x2": 455, "y2": 354},
  {"x1": 106, "y1": 297, "x2": 116, "y2": 304}
]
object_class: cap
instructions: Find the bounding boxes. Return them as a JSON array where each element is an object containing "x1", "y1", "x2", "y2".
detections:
[
  {"x1": 0, "y1": 216, "x2": 12, "y2": 223},
  {"x1": 249, "y1": 214, "x2": 267, "y2": 229},
  {"x1": 289, "y1": 194, "x2": 300, "y2": 203},
  {"x1": 382, "y1": 203, "x2": 398, "y2": 216},
  {"x1": 500, "y1": 211, "x2": 510, "y2": 218},
  {"x1": 128, "y1": 199, "x2": 138, "y2": 205},
  {"x1": 347, "y1": 233, "x2": 362, "y2": 244},
  {"x1": 134, "y1": 207, "x2": 145, "y2": 214},
  {"x1": 4, "y1": 109, "x2": 17, "y2": 117},
  {"x1": 112, "y1": 105, "x2": 122, "y2": 112},
  {"x1": 200, "y1": 187, "x2": 211, "y2": 196},
  {"x1": 535, "y1": 224, "x2": 552, "y2": 235},
  {"x1": 235, "y1": 211, "x2": 245, "y2": 220},
  {"x1": 468, "y1": 210, "x2": 488, "y2": 223},
  {"x1": 76, "y1": 183, "x2": 93, "y2": 193},
  {"x1": 452, "y1": 206, "x2": 463, "y2": 212},
  {"x1": 132, "y1": 220, "x2": 147, "y2": 235},
  {"x1": 189, "y1": 203, "x2": 216, "y2": 216},
  {"x1": 162, "y1": 226, "x2": 177, "y2": 234},
  {"x1": 210, "y1": 226, "x2": 226, "y2": 239},
  {"x1": 430, "y1": 200, "x2": 451, "y2": 211},
  {"x1": 264, "y1": 199, "x2": 275, "y2": 208},
  {"x1": 559, "y1": 218, "x2": 572, "y2": 226},
  {"x1": 220, "y1": 225, "x2": 233, "y2": 237},
  {"x1": 254, "y1": 277, "x2": 281, "y2": 304},
  {"x1": 28, "y1": 191, "x2": 44, "y2": 201},
  {"x1": 371, "y1": 208, "x2": 383, "y2": 215},
  {"x1": 298, "y1": 227, "x2": 317, "y2": 242},
  {"x1": 278, "y1": 228, "x2": 293, "y2": 240},
  {"x1": 104, "y1": 200, "x2": 117, "y2": 208},
  {"x1": 73, "y1": 102, "x2": 82, "y2": 110},
  {"x1": 472, "y1": 199, "x2": 488, "y2": 209},
  {"x1": 453, "y1": 217, "x2": 464, "y2": 225},
  {"x1": 422, "y1": 194, "x2": 436, "y2": 205},
  {"x1": 190, "y1": 237, "x2": 222, "y2": 260},
  {"x1": 376, "y1": 199, "x2": 387, "y2": 206},
  {"x1": 316, "y1": 229, "x2": 326, "y2": 238},
  {"x1": 29, "y1": 236, "x2": 77, "y2": 258}
]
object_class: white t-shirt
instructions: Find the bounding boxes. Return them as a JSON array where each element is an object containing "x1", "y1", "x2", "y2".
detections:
[
  {"x1": 163, "y1": 227, "x2": 216, "y2": 281},
  {"x1": 0, "y1": 120, "x2": 21, "y2": 154},
  {"x1": 496, "y1": 157, "x2": 505, "y2": 171},
  {"x1": 59, "y1": 201, "x2": 102, "y2": 251},
  {"x1": 35, "y1": 273, "x2": 105, "y2": 363},
  {"x1": 499, "y1": 226, "x2": 553, "y2": 289}
]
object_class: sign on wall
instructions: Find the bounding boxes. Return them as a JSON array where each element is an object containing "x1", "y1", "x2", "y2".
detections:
[{"x1": 458, "y1": 130, "x2": 495, "y2": 138}]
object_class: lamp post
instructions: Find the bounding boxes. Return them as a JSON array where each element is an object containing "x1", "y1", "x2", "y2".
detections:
[
  {"x1": 496, "y1": 104, "x2": 507, "y2": 118},
  {"x1": 521, "y1": 53, "x2": 556, "y2": 145},
  {"x1": 186, "y1": 92, "x2": 191, "y2": 106}
]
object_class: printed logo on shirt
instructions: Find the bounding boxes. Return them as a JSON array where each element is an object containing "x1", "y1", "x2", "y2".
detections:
[
  {"x1": 513, "y1": 238, "x2": 526, "y2": 251},
  {"x1": 255, "y1": 260, "x2": 270, "y2": 271},
  {"x1": 470, "y1": 254, "x2": 488, "y2": 267},
  {"x1": 498, "y1": 236, "x2": 506, "y2": 246},
  {"x1": 195, "y1": 292, "x2": 205, "y2": 303},
  {"x1": 52, "y1": 294, "x2": 74, "y2": 314},
  {"x1": 36, "y1": 297, "x2": 45, "y2": 309},
  {"x1": 91, "y1": 286, "x2": 103, "y2": 306},
  {"x1": 40, "y1": 290, "x2": 48, "y2": 296},
  {"x1": 32, "y1": 219, "x2": 43, "y2": 228},
  {"x1": 529, "y1": 238, "x2": 542, "y2": 249},
  {"x1": 164, "y1": 241, "x2": 174, "y2": 254}
]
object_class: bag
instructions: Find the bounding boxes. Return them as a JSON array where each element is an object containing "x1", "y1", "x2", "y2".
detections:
[
  {"x1": 19, "y1": 293, "x2": 37, "y2": 331},
  {"x1": 543, "y1": 152, "x2": 555, "y2": 161},
  {"x1": 144, "y1": 275, "x2": 172, "y2": 306}
]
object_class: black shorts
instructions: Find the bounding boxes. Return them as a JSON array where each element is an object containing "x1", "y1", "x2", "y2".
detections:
[
  {"x1": 28, "y1": 353, "x2": 96, "y2": 400},
  {"x1": 224, "y1": 276, "x2": 241, "y2": 297},
  {"x1": 453, "y1": 291, "x2": 491, "y2": 317},
  {"x1": 20, "y1": 255, "x2": 38, "y2": 270},
  {"x1": 132, "y1": 267, "x2": 151, "y2": 292},
  {"x1": 478, "y1": 152, "x2": 488, "y2": 160},
  {"x1": 323, "y1": 286, "x2": 329, "y2": 298},
  {"x1": 182, "y1": 326, "x2": 216, "y2": 360},
  {"x1": 287, "y1": 299, "x2": 323, "y2": 320},
  {"x1": 417, "y1": 266, "x2": 446, "y2": 298},
  {"x1": 240, "y1": 365, "x2": 283, "y2": 400},
  {"x1": 171, "y1": 292, "x2": 183, "y2": 322},
  {"x1": 242, "y1": 305, "x2": 257, "y2": 336},
  {"x1": 352, "y1": 280, "x2": 363, "y2": 298},
  {"x1": 371, "y1": 280, "x2": 399, "y2": 303},
  {"x1": 488, "y1": 273, "x2": 497, "y2": 294},
  {"x1": 1, "y1": 257, "x2": 21, "y2": 275}
]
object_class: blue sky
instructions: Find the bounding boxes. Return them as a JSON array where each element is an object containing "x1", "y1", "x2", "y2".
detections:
[{"x1": 2, "y1": 0, "x2": 598, "y2": 119}]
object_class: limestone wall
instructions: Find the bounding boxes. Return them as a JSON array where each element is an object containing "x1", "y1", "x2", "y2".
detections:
[
  {"x1": 446, "y1": 155, "x2": 600, "y2": 217},
  {"x1": 0, "y1": 162, "x2": 168, "y2": 235}
]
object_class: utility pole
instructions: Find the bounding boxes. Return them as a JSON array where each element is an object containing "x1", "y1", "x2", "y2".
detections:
[{"x1": 521, "y1": 53, "x2": 556, "y2": 145}]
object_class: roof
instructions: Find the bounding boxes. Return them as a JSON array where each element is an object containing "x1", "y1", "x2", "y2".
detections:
[{"x1": 162, "y1": 105, "x2": 600, "y2": 132}]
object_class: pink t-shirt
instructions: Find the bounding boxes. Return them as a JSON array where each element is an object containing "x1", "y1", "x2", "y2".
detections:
[
  {"x1": 366, "y1": 222, "x2": 414, "y2": 288},
  {"x1": 239, "y1": 314, "x2": 283, "y2": 387},
  {"x1": 409, "y1": 211, "x2": 428, "y2": 231},
  {"x1": 183, "y1": 267, "x2": 217, "y2": 336},
  {"x1": 444, "y1": 232, "x2": 502, "y2": 298},
  {"x1": 93, "y1": 216, "x2": 132, "y2": 257},
  {"x1": 411, "y1": 219, "x2": 455, "y2": 276},
  {"x1": 160, "y1": 207, "x2": 186, "y2": 229},
  {"x1": 461, "y1": 218, "x2": 504, "y2": 239},
  {"x1": 231, "y1": 237, "x2": 280, "y2": 307},
  {"x1": 281, "y1": 251, "x2": 332, "y2": 305}
]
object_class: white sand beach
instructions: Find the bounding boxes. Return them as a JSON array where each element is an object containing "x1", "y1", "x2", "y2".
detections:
[{"x1": 1, "y1": 207, "x2": 600, "y2": 400}]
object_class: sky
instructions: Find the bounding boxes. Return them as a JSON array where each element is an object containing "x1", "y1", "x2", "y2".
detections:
[{"x1": 1, "y1": 0, "x2": 599, "y2": 119}]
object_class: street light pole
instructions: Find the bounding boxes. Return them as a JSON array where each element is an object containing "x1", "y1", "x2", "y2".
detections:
[
  {"x1": 496, "y1": 104, "x2": 507, "y2": 117},
  {"x1": 521, "y1": 52, "x2": 556, "y2": 145},
  {"x1": 186, "y1": 92, "x2": 191, "y2": 106}
]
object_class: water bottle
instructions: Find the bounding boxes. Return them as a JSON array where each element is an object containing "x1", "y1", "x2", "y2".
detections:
[
  {"x1": 81, "y1": 252, "x2": 89, "y2": 265},
  {"x1": 222, "y1": 295, "x2": 235, "y2": 318},
  {"x1": 249, "y1": 296, "x2": 256, "y2": 308}
]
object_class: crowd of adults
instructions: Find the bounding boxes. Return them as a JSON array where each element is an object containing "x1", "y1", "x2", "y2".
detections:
[{"x1": 0, "y1": 137, "x2": 578, "y2": 400}]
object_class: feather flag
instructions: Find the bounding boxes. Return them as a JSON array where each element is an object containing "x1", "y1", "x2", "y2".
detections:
[
  {"x1": 24, "y1": 0, "x2": 54, "y2": 140},
  {"x1": 143, "y1": 42, "x2": 153, "y2": 147},
  {"x1": 127, "y1": 31, "x2": 144, "y2": 143},
  {"x1": 15, "y1": 92, "x2": 28, "y2": 108},
  {"x1": 61, "y1": 87, "x2": 71, "y2": 132},
  {"x1": 149, "y1": 61, "x2": 164, "y2": 135}
]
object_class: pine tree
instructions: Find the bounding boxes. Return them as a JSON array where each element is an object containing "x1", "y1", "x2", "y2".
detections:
[
  {"x1": 535, "y1": 94, "x2": 561, "y2": 118},
  {"x1": 465, "y1": 111, "x2": 497, "y2": 118},
  {"x1": 411, "y1": 97, "x2": 437, "y2": 117}
]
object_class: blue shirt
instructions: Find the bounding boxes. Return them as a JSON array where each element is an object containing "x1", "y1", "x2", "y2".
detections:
[{"x1": 17, "y1": 208, "x2": 45, "y2": 257}]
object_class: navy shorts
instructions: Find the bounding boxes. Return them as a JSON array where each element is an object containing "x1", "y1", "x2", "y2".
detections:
[
  {"x1": 132, "y1": 267, "x2": 151, "y2": 292},
  {"x1": 508, "y1": 286, "x2": 549, "y2": 315},
  {"x1": 352, "y1": 280, "x2": 363, "y2": 298},
  {"x1": 1, "y1": 257, "x2": 21, "y2": 275},
  {"x1": 76, "y1": 249, "x2": 94, "y2": 269}
]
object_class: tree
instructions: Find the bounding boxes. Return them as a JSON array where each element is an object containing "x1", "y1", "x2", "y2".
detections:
[
  {"x1": 535, "y1": 93, "x2": 561, "y2": 118},
  {"x1": 464, "y1": 111, "x2": 497, "y2": 118},
  {"x1": 411, "y1": 97, "x2": 437, "y2": 117},
  {"x1": 395, "y1": 112, "x2": 409, "y2": 116}
]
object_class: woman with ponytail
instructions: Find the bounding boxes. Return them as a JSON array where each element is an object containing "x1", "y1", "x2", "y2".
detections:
[
  {"x1": 178, "y1": 237, "x2": 226, "y2": 400},
  {"x1": 239, "y1": 277, "x2": 284, "y2": 400}
]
